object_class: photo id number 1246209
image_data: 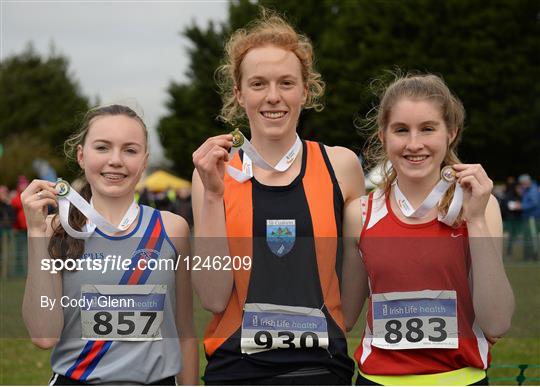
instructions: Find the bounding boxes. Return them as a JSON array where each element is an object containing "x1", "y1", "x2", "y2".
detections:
[{"x1": 183, "y1": 255, "x2": 251, "y2": 271}]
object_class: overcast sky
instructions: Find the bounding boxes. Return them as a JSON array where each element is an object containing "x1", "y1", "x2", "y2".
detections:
[{"x1": 1, "y1": 0, "x2": 229, "y2": 165}]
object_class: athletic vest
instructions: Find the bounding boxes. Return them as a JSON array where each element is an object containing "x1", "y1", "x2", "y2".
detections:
[
  {"x1": 355, "y1": 190, "x2": 490, "y2": 376},
  {"x1": 203, "y1": 140, "x2": 354, "y2": 383},
  {"x1": 51, "y1": 206, "x2": 181, "y2": 384}
]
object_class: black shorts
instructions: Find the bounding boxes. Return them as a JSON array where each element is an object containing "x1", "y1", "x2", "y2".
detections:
[
  {"x1": 48, "y1": 373, "x2": 176, "y2": 385},
  {"x1": 206, "y1": 369, "x2": 350, "y2": 385}
]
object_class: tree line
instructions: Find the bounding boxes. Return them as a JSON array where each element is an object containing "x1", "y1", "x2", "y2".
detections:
[{"x1": 1, "y1": 0, "x2": 538, "y2": 186}]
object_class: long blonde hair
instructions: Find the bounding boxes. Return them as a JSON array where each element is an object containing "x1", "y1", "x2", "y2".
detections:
[
  {"x1": 215, "y1": 9, "x2": 325, "y2": 127},
  {"x1": 363, "y1": 72, "x2": 466, "y2": 226}
]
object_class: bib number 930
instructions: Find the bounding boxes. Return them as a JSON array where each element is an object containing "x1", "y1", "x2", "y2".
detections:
[{"x1": 252, "y1": 330, "x2": 320, "y2": 350}]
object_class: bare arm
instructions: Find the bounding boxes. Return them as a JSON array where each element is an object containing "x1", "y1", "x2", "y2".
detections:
[
  {"x1": 455, "y1": 164, "x2": 515, "y2": 338},
  {"x1": 21, "y1": 180, "x2": 64, "y2": 349},
  {"x1": 161, "y1": 212, "x2": 199, "y2": 385},
  {"x1": 341, "y1": 198, "x2": 369, "y2": 331},
  {"x1": 191, "y1": 135, "x2": 234, "y2": 313},
  {"x1": 468, "y1": 195, "x2": 514, "y2": 337},
  {"x1": 326, "y1": 146, "x2": 368, "y2": 330}
]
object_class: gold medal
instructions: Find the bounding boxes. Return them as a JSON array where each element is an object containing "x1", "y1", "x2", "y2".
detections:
[
  {"x1": 55, "y1": 178, "x2": 70, "y2": 197},
  {"x1": 231, "y1": 128, "x2": 244, "y2": 148},
  {"x1": 441, "y1": 166, "x2": 456, "y2": 182}
]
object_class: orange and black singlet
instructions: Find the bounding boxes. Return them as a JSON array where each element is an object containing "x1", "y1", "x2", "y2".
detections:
[{"x1": 202, "y1": 140, "x2": 354, "y2": 383}]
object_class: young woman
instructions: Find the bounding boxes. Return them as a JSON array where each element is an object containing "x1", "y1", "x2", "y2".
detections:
[
  {"x1": 191, "y1": 12, "x2": 366, "y2": 386},
  {"x1": 21, "y1": 105, "x2": 198, "y2": 385},
  {"x1": 351, "y1": 74, "x2": 514, "y2": 385}
]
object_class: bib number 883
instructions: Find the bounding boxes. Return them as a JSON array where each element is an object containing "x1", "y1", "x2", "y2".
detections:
[
  {"x1": 254, "y1": 330, "x2": 319, "y2": 349},
  {"x1": 384, "y1": 317, "x2": 447, "y2": 344}
]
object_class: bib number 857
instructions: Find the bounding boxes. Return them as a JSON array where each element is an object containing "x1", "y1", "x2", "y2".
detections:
[
  {"x1": 93, "y1": 311, "x2": 157, "y2": 336},
  {"x1": 254, "y1": 330, "x2": 319, "y2": 349},
  {"x1": 384, "y1": 317, "x2": 447, "y2": 344}
]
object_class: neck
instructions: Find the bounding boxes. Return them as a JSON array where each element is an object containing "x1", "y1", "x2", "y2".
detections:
[
  {"x1": 394, "y1": 173, "x2": 440, "y2": 208},
  {"x1": 249, "y1": 131, "x2": 298, "y2": 166},
  {"x1": 90, "y1": 191, "x2": 135, "y2": 226}
]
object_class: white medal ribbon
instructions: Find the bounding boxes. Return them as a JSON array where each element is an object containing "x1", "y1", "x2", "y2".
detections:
[
  {"x1": 56, "y1": 180, "x2": 139, "y2": 239},
  {"x1": 226, "y1": 130, "x2": 302, "y2": 183},
  {"x1": 393, "y1": 167, "x2": 463, "y2": 226}
]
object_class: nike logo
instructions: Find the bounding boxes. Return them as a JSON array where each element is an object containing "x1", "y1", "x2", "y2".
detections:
[{"x1": 451, "y1": 232, "x2": 463, "y2": 238}]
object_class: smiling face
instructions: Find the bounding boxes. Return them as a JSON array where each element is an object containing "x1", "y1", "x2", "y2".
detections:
[
  {"x1": 77, "y1": 114, "x2": 148, "y2": 199},
  {"x1": 234, "y1": 45, "x2": 307, "y2": 140},
  {"x1": 381, "y1": 98, "x2": 457, "y2": 184}
]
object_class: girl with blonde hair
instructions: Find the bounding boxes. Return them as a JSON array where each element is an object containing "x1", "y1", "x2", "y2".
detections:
[{"x1": 349, "y1": 73, "x2": 514, "y2": 385}]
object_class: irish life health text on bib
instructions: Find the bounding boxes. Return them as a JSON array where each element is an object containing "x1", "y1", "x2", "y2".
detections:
[
  {"x1": 81, "y1": 284, "x2": 166, "y2": 341},
  {"x1": 371, "y1": 290, "x2": 458, "y2": 350},
  {"x1": 241, "y1": 303, "x2": 329, "y2": 355}
]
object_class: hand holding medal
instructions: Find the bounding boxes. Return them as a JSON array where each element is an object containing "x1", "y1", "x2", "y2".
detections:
[
  {"x1": 21, "y1": 179, "x2": 58, "y2": 234},
  {"x1": 226, "y1": 128, "x2": 302, "y2": 183},
  {"x1": 451, "y1": 163, "x2": 494, "y2": 224},
  {"x1": 192, "y1": 133, "x2": 234, "y2": 197}
]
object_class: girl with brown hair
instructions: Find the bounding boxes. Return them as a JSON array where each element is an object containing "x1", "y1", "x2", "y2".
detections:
[{"x1": 21, "y1": 105, "x2": 198, "y2": 385}]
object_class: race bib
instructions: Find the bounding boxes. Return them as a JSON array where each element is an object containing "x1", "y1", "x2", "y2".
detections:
[
  {"x1": 81, "y1": 284, "x2": 166, "y2": 341},
  {"x1": 371, "y1": 290, "x2": 458, "y2": 350},
  {"x1": 241, "y1": 303, "x2": 329, "y2": 355}
]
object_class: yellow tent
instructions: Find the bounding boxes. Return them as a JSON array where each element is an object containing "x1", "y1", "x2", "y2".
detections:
[{"x1": 137, "y1": 170, "x2": 191, "y2": 192}]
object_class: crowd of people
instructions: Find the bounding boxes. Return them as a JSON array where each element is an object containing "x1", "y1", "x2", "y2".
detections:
[
  {"x1": 1, "y1": 9, "x2": 529, "y2": 386},
  {"x1": 496, "y1": 174, "x2": 540, "y2": 261}
]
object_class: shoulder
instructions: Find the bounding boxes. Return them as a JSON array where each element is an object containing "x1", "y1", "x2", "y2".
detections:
[
  {"x1": 159, "y1": 210, "x2": 190, "y2": 238},
  {"x1": 323, "y1": 145, "x2": 365, "y2": 201},
  {"x1": 323, "y1": 145, "x2": 361, "y2": 172}
]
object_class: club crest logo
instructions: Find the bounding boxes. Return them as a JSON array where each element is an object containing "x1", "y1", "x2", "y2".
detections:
[
  {"x1": 266, "y1": 219, "x2": 295, "y2": 257},
  {"x1": 133, "y1": 248, "x2": 160, "y2": 262}
]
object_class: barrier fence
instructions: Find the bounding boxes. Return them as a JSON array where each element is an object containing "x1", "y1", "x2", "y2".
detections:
[{"x1": 489, "y1": 364, "x2": 540, "y2": 385}]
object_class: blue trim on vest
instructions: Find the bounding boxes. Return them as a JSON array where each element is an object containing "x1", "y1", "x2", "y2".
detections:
[{"x1": 68, "y1": 208, "x2": 165, "y2": 381}]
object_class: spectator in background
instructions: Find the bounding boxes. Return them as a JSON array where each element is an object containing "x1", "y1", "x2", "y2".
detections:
[
  {"x1": 138, "y1": 187, "x2": 155, "y2": 207},
  {"x1": 501, "y1": 176, "x2": 522, "y2": 257},
  {"x1": 0, "y1": 185, "x2": 15, "y2": 278},
  {"x1": 10, "y1": 175, "x2": 28, "y2": 276},
  {"x1": 174, "y1": 187, "x2": 193, "y2": 229},
  {"x1": 0, "y1": 185, "x2": 14, "y2": 231},
  {"x1": 517, "y1": 174, "x2": 540, "y2": 261}
]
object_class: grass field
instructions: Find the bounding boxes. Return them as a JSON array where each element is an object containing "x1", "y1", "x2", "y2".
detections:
[{"x1": 1, "y1": 263, "x2": 539, "y2": 385}]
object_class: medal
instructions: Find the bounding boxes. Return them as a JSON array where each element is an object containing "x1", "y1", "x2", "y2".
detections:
[
  {"x1": 56, "y1": 179, "x2": 139, "y2": 239},
  {"x1": 55, "y1": 178, "x2": 70, "y2": 197},
  {"x1": 226, "y1": 129, "x2": 302, "y2": 183},
  {"x1": 394, "y1": 166, "x2": 463, "y2": 226},
  {"x1": 231, "y1": 128, "x2": 244, "y2": 148},
  {"x1": 441, "y1": 166, "x2": 456, "y2": 182}
]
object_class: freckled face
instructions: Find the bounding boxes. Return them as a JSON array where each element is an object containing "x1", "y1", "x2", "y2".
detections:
[{"x1": 235, "y1": 45, "x2": 307, "y2": 140}]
